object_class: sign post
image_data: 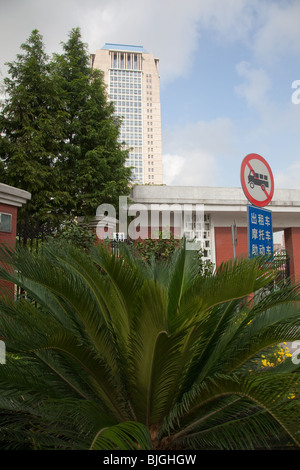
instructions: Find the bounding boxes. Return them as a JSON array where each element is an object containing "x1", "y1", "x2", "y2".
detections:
[
  {"x1": 241, "y1": 153, "x2": 274, "y2": 258},
  {"x1": 231, "y1": 221, "x2": 237, "y2": 260}
]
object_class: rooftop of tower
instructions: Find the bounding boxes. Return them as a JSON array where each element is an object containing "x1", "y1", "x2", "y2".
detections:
[{"x1": 101, "y1": 43, "x2": 148, "y2": 53}]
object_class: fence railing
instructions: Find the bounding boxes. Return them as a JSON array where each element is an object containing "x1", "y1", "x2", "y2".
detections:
[
  {"x1": 272, "y1": 249, "x2": 290, "y2": 284},
  {"x1": 17, "y1": 216, "x2": 58, "y2": 253},
  {"x1": 16, "y1": 217, "x2": 59, "y2": 299}
]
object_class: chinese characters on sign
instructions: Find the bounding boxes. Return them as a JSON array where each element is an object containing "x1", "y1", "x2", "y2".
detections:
[{"x1": 248, "y1": 205, "x2": 273, "y2": 258}]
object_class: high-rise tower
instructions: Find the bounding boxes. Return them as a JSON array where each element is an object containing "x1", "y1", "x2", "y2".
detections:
[{"x1": 91, "y1": 44, "x2": 163, "y2": 185}]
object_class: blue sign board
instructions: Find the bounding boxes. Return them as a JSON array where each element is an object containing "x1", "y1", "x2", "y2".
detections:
[{"x1": 247, "y1": 205, "x2": 273, "y2": 258}]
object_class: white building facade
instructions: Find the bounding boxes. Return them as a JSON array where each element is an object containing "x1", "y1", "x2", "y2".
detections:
[
  {"x1": 130, "y1": 185, "x2": 300, "y2": 282},
  {"x1": 91, "y1": 44, "x2": 163, "y2": 185}
]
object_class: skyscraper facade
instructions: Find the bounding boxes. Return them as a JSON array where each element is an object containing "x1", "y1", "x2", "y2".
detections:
[{"x1": 91, "y1": 44, "x2": 163, "y2": 185}]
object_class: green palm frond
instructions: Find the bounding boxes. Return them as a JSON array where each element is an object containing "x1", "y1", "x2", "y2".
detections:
[
  {"x1": 0, "y1": 241, "x2": 299, "y2": 450},
  {"x1": 90, "y1": 421, "x2": 152, "y2": 450},
  {"x1": 161, "y1": 372, "x2": 299, "y2": 448}
]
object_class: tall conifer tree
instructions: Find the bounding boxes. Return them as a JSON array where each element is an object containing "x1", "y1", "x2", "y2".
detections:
[
  {"x1": 0, "y1": 28, "x2": 131, "y2": 222},
  {"x1": 0, "y1": 30, "x2": 66, "y2": 221},
  {"x1": 53, "y1": 27, "x2": 131, "y2": 217}
]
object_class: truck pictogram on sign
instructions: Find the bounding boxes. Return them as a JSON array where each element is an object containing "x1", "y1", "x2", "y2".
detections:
[{"x1": 248, "y1": 170, "x2": 269, "y2": 191}]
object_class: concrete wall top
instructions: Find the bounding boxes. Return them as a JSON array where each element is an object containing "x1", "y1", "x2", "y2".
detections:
[
  {"x1": 0, "y1": 183, "x2": 31, "y2": 207},
  {"x1": 131, "y1": 185, "x2": 300, "y2": 212}
]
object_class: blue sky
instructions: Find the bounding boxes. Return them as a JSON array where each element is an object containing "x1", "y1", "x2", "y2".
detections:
[{"x1": 1, "y1": 0, "x2": 300, "y2": 189}]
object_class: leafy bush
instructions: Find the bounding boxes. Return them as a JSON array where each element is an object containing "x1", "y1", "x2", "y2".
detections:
[{"x1": 54, "y1": 219, "x2": 96, "y2": 251}]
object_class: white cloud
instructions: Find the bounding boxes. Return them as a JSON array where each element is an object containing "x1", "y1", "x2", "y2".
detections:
[
  {"x1": 0, "y1": 0, "x2": 203, "y2": 83},
  {"x1": 235, "y1": 60, "x2": 300, "y2": 132},
  {"x1": 162, "y1": 117, "x2": 236, "y2": 186},
  {"x1": 163, "y1": 150, "x2": 218, "y2": 186},
  {"x1": 82, "y1": 0, "x2": 263, "y2": 85},
  {"x1": 275, "y1": 160, "x2": 300, "y2": 190},
  {"x1": 164, "y1": 118, "x2": 236, "y2": 154},
  {"x1": 196, "y1": 0, "x2": 259, "y2": 43},
  {"x1": 235, "y1": 61, "x2": 271, "y2": 109},
  {"x1": 0, "y1": 0, "x2": 92, "y2": 77},
  {"x1": 82, "y1": 0, "x2": 300, "y2": 90},
  {"x1": 252, "y1": 1, "x2": 300, "y2": 62},
  {"x1": 162, "y1": 154, "x2": 185, "y2": 186},
  {"x1": 82, "y1": 0, "x2": 203, "y2": 85},
  {"x1": 1, "y1": 0, "x2": 300, "y2": 85},
  {"x1": 0, "y1": 0, "x2": 266, "y2": 85}
]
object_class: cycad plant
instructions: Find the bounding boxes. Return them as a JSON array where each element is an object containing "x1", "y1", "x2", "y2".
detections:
[{"x1": 0, "y1": 240, "x2": 299, "y2": 450}]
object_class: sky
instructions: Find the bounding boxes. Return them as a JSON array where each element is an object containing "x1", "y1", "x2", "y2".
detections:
[{"x1": 0, "y1": 0, "x2": 300, "y2": 190}]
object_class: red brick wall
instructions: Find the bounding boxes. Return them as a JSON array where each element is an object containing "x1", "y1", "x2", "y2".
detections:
[
  {"x1": 0, "y1": 203, "x2": 17, "y2": 297},
  {"x1": 215, "y1": 227, "x2": 248, "y2": 268},
  {"x1": 284, "y1": 227, "x2": 300, "y2": 284}
]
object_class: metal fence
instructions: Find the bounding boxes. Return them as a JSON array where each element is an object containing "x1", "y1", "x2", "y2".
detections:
[
  {"x1": 17, "y1": 216, "x2": 58, "y2": 253},
  {"x1": 16, "y1": 217, "x2": 59, "y2": 299},
  {"x1": 272, "y1": 249, "x2": 290, "y2": 284},
  {"x1": 109, "y1": 238, "x2": 133, "y2": 257}
]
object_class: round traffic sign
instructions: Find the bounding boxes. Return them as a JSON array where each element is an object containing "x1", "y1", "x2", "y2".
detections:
[{"x1": 240, "y1": 153, "x2": 274, "y2": 207}]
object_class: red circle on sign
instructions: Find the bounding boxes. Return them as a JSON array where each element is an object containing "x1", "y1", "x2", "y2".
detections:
[{"x1": 240, "y1": 153, "x2": 274, "y2": 207}]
